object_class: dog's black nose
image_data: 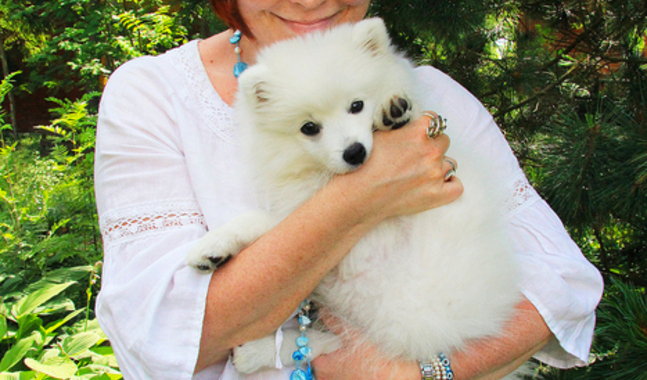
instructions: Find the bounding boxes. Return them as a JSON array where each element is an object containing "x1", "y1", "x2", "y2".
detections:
[{"x1": 343, "y1": 142, "x2": 367, "y2": 166}]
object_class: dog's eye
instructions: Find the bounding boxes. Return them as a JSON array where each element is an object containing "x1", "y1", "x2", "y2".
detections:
[
  {"x1": 349, "y1": 100, "x2": 364, "y2": 114},
  {"x1": 300, "y1": 122, "x2": 321, "y2": 136}
]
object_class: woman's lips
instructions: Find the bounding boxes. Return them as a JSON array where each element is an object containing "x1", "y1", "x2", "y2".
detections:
[{"x1": 280, "y1": 13, "x2": 339, "y2": 34}]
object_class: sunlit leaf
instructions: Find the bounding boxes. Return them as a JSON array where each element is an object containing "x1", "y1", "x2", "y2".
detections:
[
  {"x1": 25, "y1": 357, "x2": 78, "y2": 379},
  {"x1": 12, "y1": 282, "x2": 76, "y2": 319},
  {"x1": 62, "y1": 332, "x2": 101, "y2": 357}
]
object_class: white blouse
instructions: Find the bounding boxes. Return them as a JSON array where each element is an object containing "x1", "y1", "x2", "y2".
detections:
[{"x1": 94, "y1": 40, "x2": 603, "y2": 380}]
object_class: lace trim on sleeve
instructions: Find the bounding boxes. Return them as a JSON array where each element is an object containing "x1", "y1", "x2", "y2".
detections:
[
  {"x1": 504, "y1": 171, "x2": 541, "y2": 217},
  {"x1": 99, "y1": 199, "x2": 206, "y2": 248}
]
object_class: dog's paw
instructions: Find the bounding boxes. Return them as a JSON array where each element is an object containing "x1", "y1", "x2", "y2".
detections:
[
  {"x1": 277, "y1": 328, "x2": 342, "y2": 367},
  {"x1": 233, "y1": 336, "x2": 277, "y2": 374},
  {"x1": 233, "y1": 327, "x2": 343, "y2": 374},
  {"x1": 185, "y1": 233, "x2": 239, "y2": 272},
  {"x1": 186, "y1": 210, "x2": 275, "y2": 272},
  {"x1": 374, "y1": 95, "x2": 413, "y2": 131}
]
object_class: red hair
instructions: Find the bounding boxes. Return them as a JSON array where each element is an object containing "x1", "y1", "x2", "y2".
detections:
[{"x1": 209, "y1": 0, "x2": 253, "y2": 38}]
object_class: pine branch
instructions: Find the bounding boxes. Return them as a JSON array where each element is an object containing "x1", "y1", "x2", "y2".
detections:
[
  {"x1": 534, "y1": 17, "x2": 605, "y2": 73},
  {"x1": 493, "y1": 64, "x2": 578, "y2": 118}
]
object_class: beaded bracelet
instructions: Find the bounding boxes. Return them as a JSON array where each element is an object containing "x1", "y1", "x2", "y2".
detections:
[
  {"x1": 291, "y1": 300, "x2": 314, "y2": 380},
  {"x1": 419, "y1": 353, "x2": 454, "y2": 380}
]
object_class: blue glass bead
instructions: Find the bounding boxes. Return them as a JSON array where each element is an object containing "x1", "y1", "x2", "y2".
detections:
[
  {"x1": 292, "y1": 351, "x2": 305, "y2": 361},
  {"x1": 298, "y1": 346, "x2": 312, "y2": 357},
  {"x1": 233, "y1": 62, "x2": 248, "y2": 78},
  {"x1": 296, "y1": 336, "x2": 309, "y2": 347},
  {"x1": 229, "y1": 31, "x2": 242, "y2": 44},
  {"x1": 299, "y1": 315, "x2": 311, "y2": 326},
  {"x1": 307, "y1": 365, "x2": 314, "y2": 380},
  {"x1": 291, "y1": 369, "x2": 308, "y2": 380}
]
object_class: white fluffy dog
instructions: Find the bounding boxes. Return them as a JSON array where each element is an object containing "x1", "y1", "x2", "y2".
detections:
[{"x1": 187, "y1": 18, "x2": 520, "y2": 376}]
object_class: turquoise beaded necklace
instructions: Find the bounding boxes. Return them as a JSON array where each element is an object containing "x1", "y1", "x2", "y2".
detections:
[{"x1": 229, "y1": 30, "x2": 248, "y2": 78}]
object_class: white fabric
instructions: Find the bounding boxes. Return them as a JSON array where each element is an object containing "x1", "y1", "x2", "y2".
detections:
[{"x1": 94, "y1": 40, "x2": 603, "y2": 380}]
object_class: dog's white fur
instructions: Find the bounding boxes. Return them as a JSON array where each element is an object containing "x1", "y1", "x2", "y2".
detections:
[{"x1": 187, "y1": 18, "x2": 521, "y2": 375}]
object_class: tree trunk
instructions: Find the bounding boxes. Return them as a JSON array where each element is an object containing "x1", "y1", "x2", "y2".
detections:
[{"x1": 0, "y1": 32, "x2": 18, "y2": 137}]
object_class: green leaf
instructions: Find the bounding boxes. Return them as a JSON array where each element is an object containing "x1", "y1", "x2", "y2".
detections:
[
  {"x1": 0, "y1": 336, "x2": 35, "y2": 372},
  {"x1": 15, "y1": 314, "x2": 42, "y2": 341},
  {"x1": 13, "y1": 282, "x2": 76, "y2": 319},
  {"x1": 62, "y1": 332, "x2": 101, "y2": 357},
  {"x1": 44, "y1": 309, "x2": 85, "y2": 335},
  {"x1": 89, "y1": 352, "x2": 118, "y2": 369},
  {"x1": 0, "y1": 372, "x2": 37, "y2": 380},
  {"x1": 0, "y1": 372, "x2": 38, "y2": 380},
  {"x1": 91, "y1": 374, "x2": 122, "y2": 380},
  {"x1": 0, "y1": 316, "x2": 7, "y2": 339},
  {"x1": 85, "y1": 364, "x2": 121, "y2": 375},
  {"x1": 24, "y1": 357, "x2": 78, "y2": 379}
]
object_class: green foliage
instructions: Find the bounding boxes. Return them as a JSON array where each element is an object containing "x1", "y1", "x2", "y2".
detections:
[
  {"x1": 1, "y1": 0, "x2": 220, "y2": 93},
  {"x1": 0, "y1": 2, "x2": 223, "y2": 378},
  {"x1": 0, "y1": 265, "x2": 120, "y2": 379},
  {"x1": 0, "y1": 72, "x2": 19, "y2": 143},
  {"x1": 0, "y1": 94, "x2": 101, "y2": 285},
  {"x1": 1, "y1": 78, "x2": 111, "y2": 377}
]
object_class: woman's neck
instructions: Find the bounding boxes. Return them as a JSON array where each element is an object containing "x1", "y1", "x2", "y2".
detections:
[{"x1": 197, "y1": 30, "x2": 245, "y2": 107}]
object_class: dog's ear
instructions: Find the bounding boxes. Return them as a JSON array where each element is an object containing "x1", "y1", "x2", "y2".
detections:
[
  {"x1": 352, "y1": 17, "x2": 391, "y2": 56},
  {"x1": 238, "y1": 65, "x2": 271, "y2": 108}
]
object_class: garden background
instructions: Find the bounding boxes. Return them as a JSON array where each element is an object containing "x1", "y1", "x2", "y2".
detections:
[{"x1": 1, "y1": 0, "x2": 646, "y2": 379}]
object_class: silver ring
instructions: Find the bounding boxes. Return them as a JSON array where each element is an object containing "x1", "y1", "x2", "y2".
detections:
[
  {"x1": 423, "y1": 111, "x2": 447, "y2": 139},
  {"x1": 445, "y1": 158, "x2": 457, "y2": 171},
  {"x1": 444, "y1": 158, "x2": 457, "y2": 181}
]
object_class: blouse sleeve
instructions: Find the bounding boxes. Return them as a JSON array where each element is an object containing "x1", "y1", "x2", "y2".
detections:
[
  {"x1": 94, "y1": 56, "x2": 214, "y2": 380},
  {"x1": 414, "y1": 66, "x2": 604, "y2": 368}
]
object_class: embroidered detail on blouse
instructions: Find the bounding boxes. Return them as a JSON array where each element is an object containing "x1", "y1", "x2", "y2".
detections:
[
  {"x1": 167, "y1": 40, "x2": 238, "y2": 145},
  {"x1": 99, "y1": 199, "x2": 206, "y2": 247},
  {"x1": 504, "y1": 172, "x2": 541, "y2": 217}
]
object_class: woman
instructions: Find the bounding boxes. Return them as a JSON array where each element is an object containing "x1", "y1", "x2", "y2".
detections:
[{"x1": 93, "y1": 0, "x2": 604, "y2": 379}]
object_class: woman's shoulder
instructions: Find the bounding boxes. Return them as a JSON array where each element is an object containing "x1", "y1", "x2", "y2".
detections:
[
  {"x1": 413, "y1": 66, "x2": 482, "y2": 108},
  {"x1": 104, "y1": 40, "x2": 201, "y2": 95}
]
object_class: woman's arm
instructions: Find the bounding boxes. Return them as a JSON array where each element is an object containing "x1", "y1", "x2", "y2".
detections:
[
  {"x1": 449, "y1": 298, "x2": 552, "y2": 380},
  {"x1": 310, "y1": 297, "x2": 551, "y2": 380},
  {"x1": 196, "y1": 116, "x2": 464, "y2": 371}
]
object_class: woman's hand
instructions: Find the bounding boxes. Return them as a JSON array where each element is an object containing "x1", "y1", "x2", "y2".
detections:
[{"x1": 336, "y1": 114, "x2": 463, "y2": 225}]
